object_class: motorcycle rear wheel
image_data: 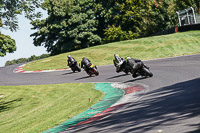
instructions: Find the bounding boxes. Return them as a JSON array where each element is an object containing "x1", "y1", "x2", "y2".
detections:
[
  {"x1": 71, "y1": 67, "x2": 75, "y2": 73},
  {"x1": 76, "y1": 65, "x2": 81, "y2": 72},
  {"x1": 92, "y1": 68, "x2": 99, "y2": 76}
]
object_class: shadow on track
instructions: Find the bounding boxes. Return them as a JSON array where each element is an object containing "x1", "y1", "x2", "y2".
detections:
[
  {"x1": 123, "y1": 76, "x2": 148, "y2": 83},
  {"x1": 75, "y1": 76, "x2": 94, "y2": 80},
  {"x1": 106, "y1": 73, "x2": 129, "y2": 80},
  {"x1": 62, "y1": 71, "x2": 74, "y2": 75},
  {"x1": 71, "y1": 78, "x2": 200, "y2": 133},
  {"x1": 187, "y1": 123, "x2": 200, "y2": 133}
]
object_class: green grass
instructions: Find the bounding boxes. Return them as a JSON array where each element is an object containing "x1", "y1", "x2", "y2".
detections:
[
  {"x1": 0, "y1": 83, "x2": 104, "y2": 133},
  {"x1": 24, "y1": 31, "x2": 200, "y2": 71}
]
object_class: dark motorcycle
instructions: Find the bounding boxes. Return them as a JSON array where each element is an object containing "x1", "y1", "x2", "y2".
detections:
[
  {"x1": 69, "y1": 61, "x2": 81, "y2": 73},
  {"x1": 113, "y1": 55, "x2": 153, "y2": 78},
  {"x1": 113, "y1": 58, "x2": 130, "y2": 74},
  {"x1": 130, "y1": 63, "x2": 153, "y2": 78},
  {"x1": 84, "y1": 64, "x2": 99, "y2": 76}
]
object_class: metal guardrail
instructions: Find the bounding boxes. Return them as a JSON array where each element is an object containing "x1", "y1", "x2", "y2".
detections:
[
  {"x1": 178, "y1": 23, "x2": 200, "y2": 32},
  {"x1": 149, "y1": 23, "x2": 200, "y2": 37},
  {"x1": 148, "y1": 14, "x2": 200, "y2": 37}
]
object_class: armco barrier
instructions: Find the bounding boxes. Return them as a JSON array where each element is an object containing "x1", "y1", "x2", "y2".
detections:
[
  {"x1": 178, "y1": 23, "x2": 200, "y2": 32},
  {"x1": 150, "y1": 23, "x2": 200, "y2": 37}
]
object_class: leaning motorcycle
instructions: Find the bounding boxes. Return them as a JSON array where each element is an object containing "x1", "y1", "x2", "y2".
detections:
[
  {"x1": 84, "y1": 64, "x2": 99, "y2": 76},
  {"x1": 131, "y1": 63, "x2": 153, "y2": 78},
  {"x1": 69, "y1": 61, "x2": 81, "y2": 73},
  {"x1": 113, "y1": 58, "x2": 130, "y2": 74}
]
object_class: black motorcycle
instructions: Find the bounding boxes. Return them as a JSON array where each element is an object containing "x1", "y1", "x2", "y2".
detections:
[
  {"x1": 113, "y1": 57, "x2": 130, "y2": 75},
  {"x1": 127, "y1": 62, "x2": 153, "y2": 78},
  {"x1": 69, "y1": 61, "x2": 81, "y2": 73}
]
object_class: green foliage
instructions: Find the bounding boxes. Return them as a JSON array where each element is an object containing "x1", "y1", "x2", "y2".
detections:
[
  {"x1": 31, "y1": 0, "x2": 101, "y2": 55},
  {"x1": 0, "y1": 0, "x2": 43, "y2": 57},
  {"x1": 144, "y1": 1, "x2": 175, "y2": 35},
  {"x1": 101, "y1": 0, "x2": 153, "y2": 42},
  {"x1": 0, "y1": 18, "x2": 2, "y2": 27},
  {"x1": 93, "y1": 0, "x2": 118, "y2": 38},
  {"x1": 103, "y1": 25, "x2": 135, "y2": 43},
  {"x1": 0, "y1": 0, "x2": 43, "y2": 32},
  {"x1": 0, "y1": 33, "x2": 16, "y2": 57},
  {"x1": 174, "y1": 0, "x2": 198, "y2": 11},
  {"x1": 5, "y1": 54, "x2": 50, "y2": 66},
  {"x1": 99, "y1": 0, "x2": 199, "y2": 42}
]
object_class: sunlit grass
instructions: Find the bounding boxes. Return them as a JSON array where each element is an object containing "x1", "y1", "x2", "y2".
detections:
[
  {"x1": 0, "y1": 83, "x2": 104, "y2": 133},
  {"x1": 23, "y1": 31, "x2": 200, "y2": 71}
]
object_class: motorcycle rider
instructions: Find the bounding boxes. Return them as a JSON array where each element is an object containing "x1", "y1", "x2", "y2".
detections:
[
  {"x1": 81, "y1": 56, "x2": 92, "y2": 73},
  {"x1": 113, "y1": 53, "x2": 126, "y2": 73},
  {"x1": 125, "y1": 56, "x2": 143, "y2": 78},
  {"x1": 67, "y1": 55, "x2": 77, "y2": 67}
]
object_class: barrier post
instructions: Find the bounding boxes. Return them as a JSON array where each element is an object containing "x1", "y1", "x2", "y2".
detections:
[{"x1": 175, "y1": 26, "x2": 178, "y2": 32}]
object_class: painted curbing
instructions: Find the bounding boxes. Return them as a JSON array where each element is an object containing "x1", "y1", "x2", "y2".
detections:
[
  {"x1": 43, "y1": 83, "x2": 125, "y2": 133},
  {"x1": 43, "y1": 82, "x2": 148, "y2": 133},
  {"x1": 13, "y1": 64, "x2": 69, "y2": 73}
]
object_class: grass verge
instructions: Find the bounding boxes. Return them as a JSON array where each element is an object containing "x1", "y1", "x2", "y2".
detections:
[
  {"x1": 23, "y1": 31, "x2": 200, "y2": 71},
  {"x1": 0, "y1": 83, "x2": 104, "y2": 133}
]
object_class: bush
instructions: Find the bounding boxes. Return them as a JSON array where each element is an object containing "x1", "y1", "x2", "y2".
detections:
[{"x1": 103, "y1": 25, "x2": 137, "y2": 43}]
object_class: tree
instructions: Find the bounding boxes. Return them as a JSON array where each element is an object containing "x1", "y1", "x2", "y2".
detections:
[
  {"x1": 97, "y1": 0, "x2": 152, "y2": 43},
  {"x1": 145, "y1": 0, "x2": 177, "y2": 35},
  {"x1": 93, "y1": 0, "x2": 118, "y2": 39},
  {"x1": 0, "y1": 34, "x2": 16, "y2": 56},
  {"x1": 31, "y1": 0, "x2": 101, "y2": 55},
  {"x1": 0, "y1": 0, "x2": 43, "y2": 57},
  {"x1": 0, "y1": 0, "x2": 42, "y2": 31},
  {"x1": 103, "y1": 25, "x2": 134, "y2": 43},
  {"x1": 174, "y1": 0, "x2": 198, "y2": 11},
  {"x1": 101, "y1": 0, "x2": 180, "y2": 40}
]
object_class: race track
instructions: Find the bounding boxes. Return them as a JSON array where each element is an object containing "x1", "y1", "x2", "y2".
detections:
[{"x1": 0, "y1": 54, "x2": 200, "y2": 133}]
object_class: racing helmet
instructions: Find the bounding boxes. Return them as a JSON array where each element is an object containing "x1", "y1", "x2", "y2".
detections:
[
  {"x1": 67, "y1": 55, "x2": 71, "y2": 58},
  {"x1": 114, "y1": 53, "x2": 119, "y2": 57},
  {"x1": 125, "y1": 56, "x2": 131, "y2": 61}
]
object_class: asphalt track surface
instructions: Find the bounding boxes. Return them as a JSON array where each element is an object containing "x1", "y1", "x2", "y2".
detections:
[{"x1": 0, "y1": 54, "x2": 200, "y2": 133}]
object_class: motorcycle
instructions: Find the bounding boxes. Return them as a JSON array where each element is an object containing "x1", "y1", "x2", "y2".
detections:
[
  {"x1": 69, "y1": 61, "x2": 81, "y2": 73},
  {"x1": 114, "y1": 57, "x2": 153, "y2": 78},
  {"x1": 84, "y1": 64, "x2": 99, "y2": 76},
  {"x1": 113, "y1": 57, "x2": 130, "y2": 74},
  {"x1": 130, "y1": 63, "x2": 153, "y2": 78}
]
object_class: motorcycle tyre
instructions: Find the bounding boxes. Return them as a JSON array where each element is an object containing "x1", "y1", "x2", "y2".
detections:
[
  {"x1": 123, "y1": 69, "x2": 129, "y2": 75},
  {"x1": 142, "y1": 67, "x2": 153, "y2": 77},
  {"x1": 76, "y1": 65, "x2": 81, "y2": 72},
  {"x1": 71, "y1": 67, "x2": 75, "y2": 73},
  {"x1": 92, "y1": 68, "x2": 99, "y2": 76}
]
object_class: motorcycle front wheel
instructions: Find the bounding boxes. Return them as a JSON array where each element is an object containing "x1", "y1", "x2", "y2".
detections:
[{"x1": 142, "y1": 67, "x2": 153, "y2": 77}]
